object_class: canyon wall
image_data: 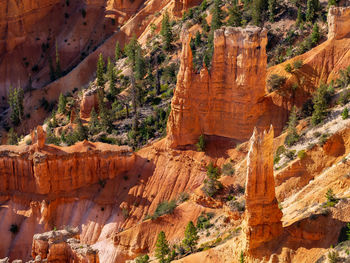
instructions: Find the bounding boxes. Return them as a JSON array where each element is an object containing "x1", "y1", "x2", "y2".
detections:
[
  {"x1": 166, "y1": 26, "x2": 284, "y2": 148},
  {"x1": 0, "y1": 0, "x2": 146, "y2": 104},
  {"x1": 0, "y1": 141, "x2": 135, "y2": 195},
  {"x1": 243, "y1": 126, "x2": 283, "y2": 251}
]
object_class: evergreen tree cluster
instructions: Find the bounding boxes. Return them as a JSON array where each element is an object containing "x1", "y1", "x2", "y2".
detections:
[{"x1": 8, "y1": 86, "x2": 24, "y2": 127}]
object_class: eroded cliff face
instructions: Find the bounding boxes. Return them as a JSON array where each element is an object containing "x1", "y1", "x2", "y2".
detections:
[
  {"x1": 0, "y1": 0, "x2": 145, "y2": 104},
  {"x1": 166, "y1": 26, "x2": 286, "y2": 148},
  {"x1": 328, "y1": 6, "x2": 350, "y2": 40},
  {"x1": 0, "y1": 141, "x2": 135, "y2": 195},
  {"x1": 32, "y1": 227, "x2": 99, "y2": 263},
  {"x1": 243, "y1": 126, "x2": 283, "y2": 252}
]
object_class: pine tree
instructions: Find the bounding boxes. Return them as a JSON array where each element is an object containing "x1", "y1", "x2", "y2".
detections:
[
  {"x1": 284, "y1": 106, "x2": 299, "y2": 146},
  {"x1": 88, "y1": 108, "x2": 100, "y2": 135},
  {"x1": 55, "y1": 42, "x2": 62, "y2": 78},
  {"x1": 107, "y1": 57, "x2": 117, "y2": 96},
  {"x1": 124, "y1": 35, "x2": 140, "y2": 66},
  {"x1": 161, "y1": 12, "x2": 173, "y2": 51},
  {"x1": 51, "y1": 110, "x2": 58, "y2": 128},
  {"x1": 311, "y1": 84, "x2": 328, "y2": 126},
  {"x1": 194, "y1": 31, "x2": 201, "y2": 47},
  {"x1": 306, "y1": 0, "x2": 317, "y2": 22},
  {"x1": 96, "y1": 53, "x2": 105, "y2": 87},
  {"x1": 134, "y1": 49, "x2": 146, "y2": 81},
  {"x1": 201, "y1": 0, "x2": 208, "y2": 11},
  {"x1": 296, "y1": 7, "x2": 303, "y2": 26},
  {"x1": 211, "y1": 0, "x2": 223, "y2": 30},
  {"x1": 7, "y1": 128, "x2": 18, "y2": 145},
  {"x1": 182, "y1": 221, "x2": 199, "y2": 253},
  {"x1": 98, "y1": 89, "x2": 113, "y2": 132},
  {"x1": 75, "y1": 117, "x2": 88, "y2": 141},
  {"x1": 268, "y1": 0, "x2": 277, "y2": 22},
  {"x1": 252, "y1": 0, "x2": 267, "y2": 25},
  {"x1": 8, "y1": 85, "x2": 24, "y2": 126},
  {"x1": 115, "y1": 41, "x2": 122, "y2": 61},
  {"x1": 311, "y1": 23, "x2": 320, "y2": 46},
  {"x1": 155, "y1": 231, "x2": 170, "y2": 263},
  {"x1": 228, "y1": 4, "x2": 242, "y2": 27},
  {"x1": 58, "y1": 93, "x2": 67, "y2": 114}
]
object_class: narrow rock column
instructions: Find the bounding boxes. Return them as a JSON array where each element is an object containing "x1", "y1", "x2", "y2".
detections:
[{"x1": 243, "y1": 125, "x2": 283, "y2": 251}]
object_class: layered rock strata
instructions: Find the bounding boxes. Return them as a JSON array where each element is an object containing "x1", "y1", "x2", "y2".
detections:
[
  {"x1": 0, "y1": 141, "x2": 135, "y2": 195},
  {"x1": 32, "y1": 227, "x2": 99, "y2": 263},
  {"x1": 244, "y1": 126, "x2": 283, "y2": 251},
  {"x1": 166, "y1": 26, "x2": 273, "y2": 148}
]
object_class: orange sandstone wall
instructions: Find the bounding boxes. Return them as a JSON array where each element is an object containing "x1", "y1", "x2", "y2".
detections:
[{"x1": 0, "y1": 142, "x2": 135, "y2": 195}]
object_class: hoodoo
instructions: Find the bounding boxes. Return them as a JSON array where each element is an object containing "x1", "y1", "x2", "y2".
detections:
[
  {"x1": 243, "y1": 126, "x2": 283, "y2": 252},
  {"x1": 166, "y1": 26, "x2": 278, "y2": 148}
]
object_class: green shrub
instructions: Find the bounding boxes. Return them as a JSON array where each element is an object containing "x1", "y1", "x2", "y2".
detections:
[
  {"x1": 202, "y1": 162, "x2": 222, "y2": 197},
  {"x1": 327, "y1": 250, "x2": 340, "y2": 263},
  {"x1": 341, "y1": 108, "x2": 349, "y2": 120},
  {"x1": 25, "y1": 139, "x2": 32, "y2": 145},
  {"x1": 177, "y1": 192, "x2": 190, "y2": 203},
  {"x1": 284, "y1": 150, "x2": 296, "y2": 160},
  {"x1": 285, "y1": 63, "x2": 293, "y2": 73},
  {"x1": 338, "y1": 90, "x2": 350, "y2": 105},
  {"x1": 326, "y1": 188, "x2": 337, "y2": 202},
  {"x1": 147, "y1": 200, "x2": 177, "y2": 220},
  {"x1": 196, "y1": 134, "x2": 205, "y2": 151},
  {"x1": 319, "y1": 133, "x2": 329, "y2": 146},
  {"x1": 274, "y1": 145, "x2": 286, "y2": 164},
  {"x1": 293, "y1": 59, "x2": 303, "y2": 69},
  {"x1": 222, "y1": 163, "x2": 235, "y2": 176},
  {"x1": 267, "y1": 74, "x2": 286, "y2": 92},
  {"x1": 135, "y1": 255, "x2": 150, "y2": 263},
  {"x1": 297, "y1": 150, "x2": 306, "y2": 160},
  {"x1": 196, "y1": 213, "x2": 214, "y2": 230},
  {"x1": 227, "y1": 199, "x2": 245, "y2": 212}
]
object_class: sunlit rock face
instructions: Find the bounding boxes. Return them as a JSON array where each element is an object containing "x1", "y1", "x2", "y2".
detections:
[
  {"x1": 243, "y1": 126, "x2": 283, "y2": 251},
  {"x1": 166, "y1": 26, "x2": 274, "y2": 148}
]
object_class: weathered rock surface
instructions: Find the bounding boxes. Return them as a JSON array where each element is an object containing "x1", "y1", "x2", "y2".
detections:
[
  {"x1": 328, "y1": 6, "x2": 350, "y2": 40},
  {"x1": 243, "y1": 126, "x2": 283, "y2": 251},
  {"x1": 32, "y1": 227, "x2": 99, "y2": 263},
  {"x1": 80, "y1": 89, "x2": 99, "y2": 119},
  {"x1": 0, "y1": 141, "x2": 135, "y2": 195},
  {"x1": 0, "y1": 0, "x2": 145, "y2": 103},
  {"x1": 166, "y1": 26, "x2": 285, "y2": 148}
]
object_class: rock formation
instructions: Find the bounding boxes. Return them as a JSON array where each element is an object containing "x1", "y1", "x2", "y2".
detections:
[
  {"x1": 80, "y1": 89, "x2": 99, "y2": 119},
  {"x1": 166, "y1": 26, "x2": 276, "y2": 148},
  {"x1": 0, "y1": 141, "x2": 135, "y2": 195},
  {"x1": 244, "y1": 126, "x2": 283, "y2": 251},
  {"x1": 32, "y1": 227, "x2": 99, "y2": 263},
  {"x1": 327, "y1": 6, "x2": 350, "y2": 40}
]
